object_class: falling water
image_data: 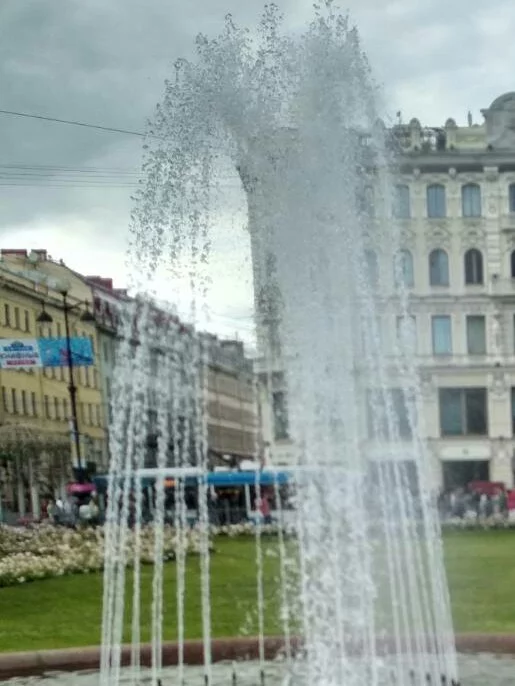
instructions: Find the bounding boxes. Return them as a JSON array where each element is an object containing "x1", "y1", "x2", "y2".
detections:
[
  {"x1": 102, "y1": 3, "x2": 457, "y2": 685},
  {"x1": 272, "y1": 471, "x2": 292, "y2": 667},
  {"x1": 194, "y1": 340, "x2": 213, "y2": 686},
  {"x1": 254, "y1": 473, "x2": 266, "y2": 684},
  {"x1": 174, "y1": 345, "x2": 189, "y2": 686}
]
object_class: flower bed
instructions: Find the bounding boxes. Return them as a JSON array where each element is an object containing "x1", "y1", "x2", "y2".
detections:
[
  {"x1": 0, "y1": 522, "x2": 287, "y2": 587},
  {"x1": 0, "y1": 524, "x2": 207, "y2": 587},
  {"x1": 442, "y1": 515, "x2": 515, "y2": 531}
]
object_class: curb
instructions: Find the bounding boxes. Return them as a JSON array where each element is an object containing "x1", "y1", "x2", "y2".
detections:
[{"x1": 0, "y1": 634, "x2": 513, "y2": 678}]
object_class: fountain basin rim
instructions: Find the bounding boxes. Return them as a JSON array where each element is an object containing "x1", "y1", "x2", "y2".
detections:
[{"x1": 0, "y1": 635, "x2": 512, "y2": 679}]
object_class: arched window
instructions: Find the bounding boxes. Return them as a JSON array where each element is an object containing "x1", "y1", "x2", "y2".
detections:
[
  {"x1": 427, "y1": 184, "x2": 446, "y2": 218},
  {"x1": 364, "y1": 249, "x2": 379, "y2": 287},
  {"x1": 394, "y1": 249, "x2": 414, "y2": 287},
  {"x1": 393, "y1": 185, "x2": 410, "y2": 219},
  {"x1": 509, "y1": 184, "x2": 515, "y2": 213},
  {"x1": 511, "y1": 250, "x2": 515, "y2": 278},
  {"x1": 462, "y1": 184, "x2": 482, "y2": 217},
  {"x1": 464, "y1": 248, "x2": 484, "y2": 285},
  {"x1": 429, "y1": 249, "x2": 449, "y2": 286}
]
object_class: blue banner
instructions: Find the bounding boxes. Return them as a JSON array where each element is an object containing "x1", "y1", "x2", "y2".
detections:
[{"x1": 37, "y1": 337, "x2": 94, "y2": 368}]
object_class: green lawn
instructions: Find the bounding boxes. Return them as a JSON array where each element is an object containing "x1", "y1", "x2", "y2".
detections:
[
  {"x1": 444, "y1": 529, "x2": 515, "y2": 633},
  {"x1": 0, "y1": 531, "x2": 513, "y2": 652}
]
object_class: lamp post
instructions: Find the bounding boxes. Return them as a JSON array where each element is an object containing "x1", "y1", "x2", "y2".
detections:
[{"x1": 37, "y1": 287, "x2": 95, "y2": 477}]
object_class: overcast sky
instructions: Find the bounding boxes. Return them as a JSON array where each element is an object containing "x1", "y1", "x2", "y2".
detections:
[{"x1": 1, "y1": 0, "x2": 514, "y2": 342}]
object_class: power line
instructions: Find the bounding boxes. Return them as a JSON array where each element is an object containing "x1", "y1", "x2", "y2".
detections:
[
  {"x1": 0, "y1": 169, "x2": 141, "y2": 177},
  {"x1": 0, "y1": 183, "x2": 138, "y2": 189},
  {"x1": 0, "y1": 163, "x2": 140, "y2": 173},
  {"x1": 0, "y1": 108, "x2": 148, "y2": 138}
]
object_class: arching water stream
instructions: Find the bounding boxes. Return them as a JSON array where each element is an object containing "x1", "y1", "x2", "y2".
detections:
[{"x1": 100, "y1": 4, "x2": 457, "y2": 685}]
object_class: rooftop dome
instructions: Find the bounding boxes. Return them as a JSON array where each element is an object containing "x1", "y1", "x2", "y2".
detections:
[
  {"x1": 488, "y1": 92, "x2": 515, "y2": 111},
  {"x1": 482, "y1": 92, "x2": 515, "y2": 149}
]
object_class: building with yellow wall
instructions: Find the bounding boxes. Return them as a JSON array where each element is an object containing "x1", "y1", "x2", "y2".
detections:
[{"x1": 0, "y1": 249, "x2": 106, "y2": 519}]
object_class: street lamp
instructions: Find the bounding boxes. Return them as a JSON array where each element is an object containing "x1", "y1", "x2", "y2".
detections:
[{"x1": 37, "y1": 285, "x2": 95, "y2": 476}]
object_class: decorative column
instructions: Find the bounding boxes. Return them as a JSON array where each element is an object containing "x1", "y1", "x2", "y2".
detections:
[
  {"x1": 28, "y1": 457, "x2": 40, "y2": 520},
  {"x1": 15, "y1": 454, "x2": 25, "y2": 517},
  {"x1": 489, "y1": 370, "x2": 512, "y2": 486},
  {"x1": 419, "y1": 371, "x2": 442, "y2": 489},
  {"x1": 58, "y1": 452, "x2": 67, "y2": 501},
  {"x1": 483, "y1": 166, "x2": 501, "y2": 284}
]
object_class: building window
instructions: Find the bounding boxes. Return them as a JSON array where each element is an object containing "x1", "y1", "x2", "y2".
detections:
[
  {"x1": 439, "y1": 388, "x2": 487, "y2": 436},
  {"x1": 31, "y1": 392, "x2": 37, "y2": 416},
  {"x1": 13, "y1": 307, "x2": 19, "y2": 329},
  {"x1": 96, "y1": 405, "x2": 102, "y2": 427},
  {"x1": 11, "y1": 389, "x2": 17, "y2": 414},
  {"x1": 367, "y1": 388, "x2": 413, "y2": 439},
  {"x1": 56, "y1": 322, "x2": 62, "y2": 337},
  {"x1": 427, "y1": 184, "x2": 446, "y2": 218},
  {"x1": 2, "y1": 387, "x2": 7, "y2": 412},
  {"x1": 394, "y1": 249, "x2": 414, "y2": 287},
  {"x1": 509, "y1": 183, "x2": 515, "y2": 213},
  {"x1": 396, "y1": 315, "x2": 417, "y2": 353},
  {"x1": 4, "y1": 304, "x2": 10, "y2": 327},
  {"x1": 63, "y1": 398, "x2": 68, "y2": 419},
  {"x1": 429, "y1": 249, "x2": 449, "y2": 286},
  {"x1": 272, "y1": 391, "x2": 289, "y2": 440},
  {"x1": 462, "y1": 183, "x2": 482, "y2": 217},
  {"x1": 464, "y1": 248, "x2": 484, "y2": 285},
  {"x1": 511, "y1": 388, "x2": 515, "y2": 434},
  {"x1": 466, "y1": 315, "x2": 486, "y2": 355},
  {"x1": 364, "y1": 249, "x2": 379, "y2": 288},
  {"x1": 432, "y1": 315, "x2": 452, "y2": 355},
  {"x1": 24, "y1": 310, "x2": 30, "y2": 332},
  {"x1": 85, "y1": 367, "x2": 90, "y2": 387},
  {"x1": 510, "y1": 251, "x2": 515, "y2": 279},
  {"x1": 44, "y1": 395, "x2": 50, "y2": 419},
  {"x1": 21, "y1": 390, "x2": 27, "y2": 415},
  {"x1": 393, "y1": 184, "x2": 410, "y2": 219},
  {"x1": 54, "y1": 397, "x2": 60, "y2": 420},
  {"x1": 88, "y1": 403, "x2": 94, "y2": 425}
]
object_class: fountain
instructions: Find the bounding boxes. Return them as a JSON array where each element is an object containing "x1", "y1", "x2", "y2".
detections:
[{"x1": 100, "y1": 3, "x2": 458, "y2": 685}]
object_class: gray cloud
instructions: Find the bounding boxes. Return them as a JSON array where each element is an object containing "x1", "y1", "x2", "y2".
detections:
[
  {"x1": 0, "y1": 0, "x2": 304, "y2": 231},
  {"x1": 0, "y1": 0, "x2": 513, "y2": 334}
]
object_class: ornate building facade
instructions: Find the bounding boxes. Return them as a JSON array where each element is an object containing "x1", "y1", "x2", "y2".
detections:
[
  {"x1": 0, "y1": 249, "x2": 107, "y2": 518},
  {"x1": 378, "y1": 91, "x2": 515, "y2": 490},
  {"x1": 257, "y1": 92, "x2": 515, "y2": 490}
]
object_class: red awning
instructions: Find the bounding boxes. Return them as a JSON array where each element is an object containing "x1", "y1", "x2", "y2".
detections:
[{"x1": 66, "y1": 482, "x2": 95, "y2": 495}]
